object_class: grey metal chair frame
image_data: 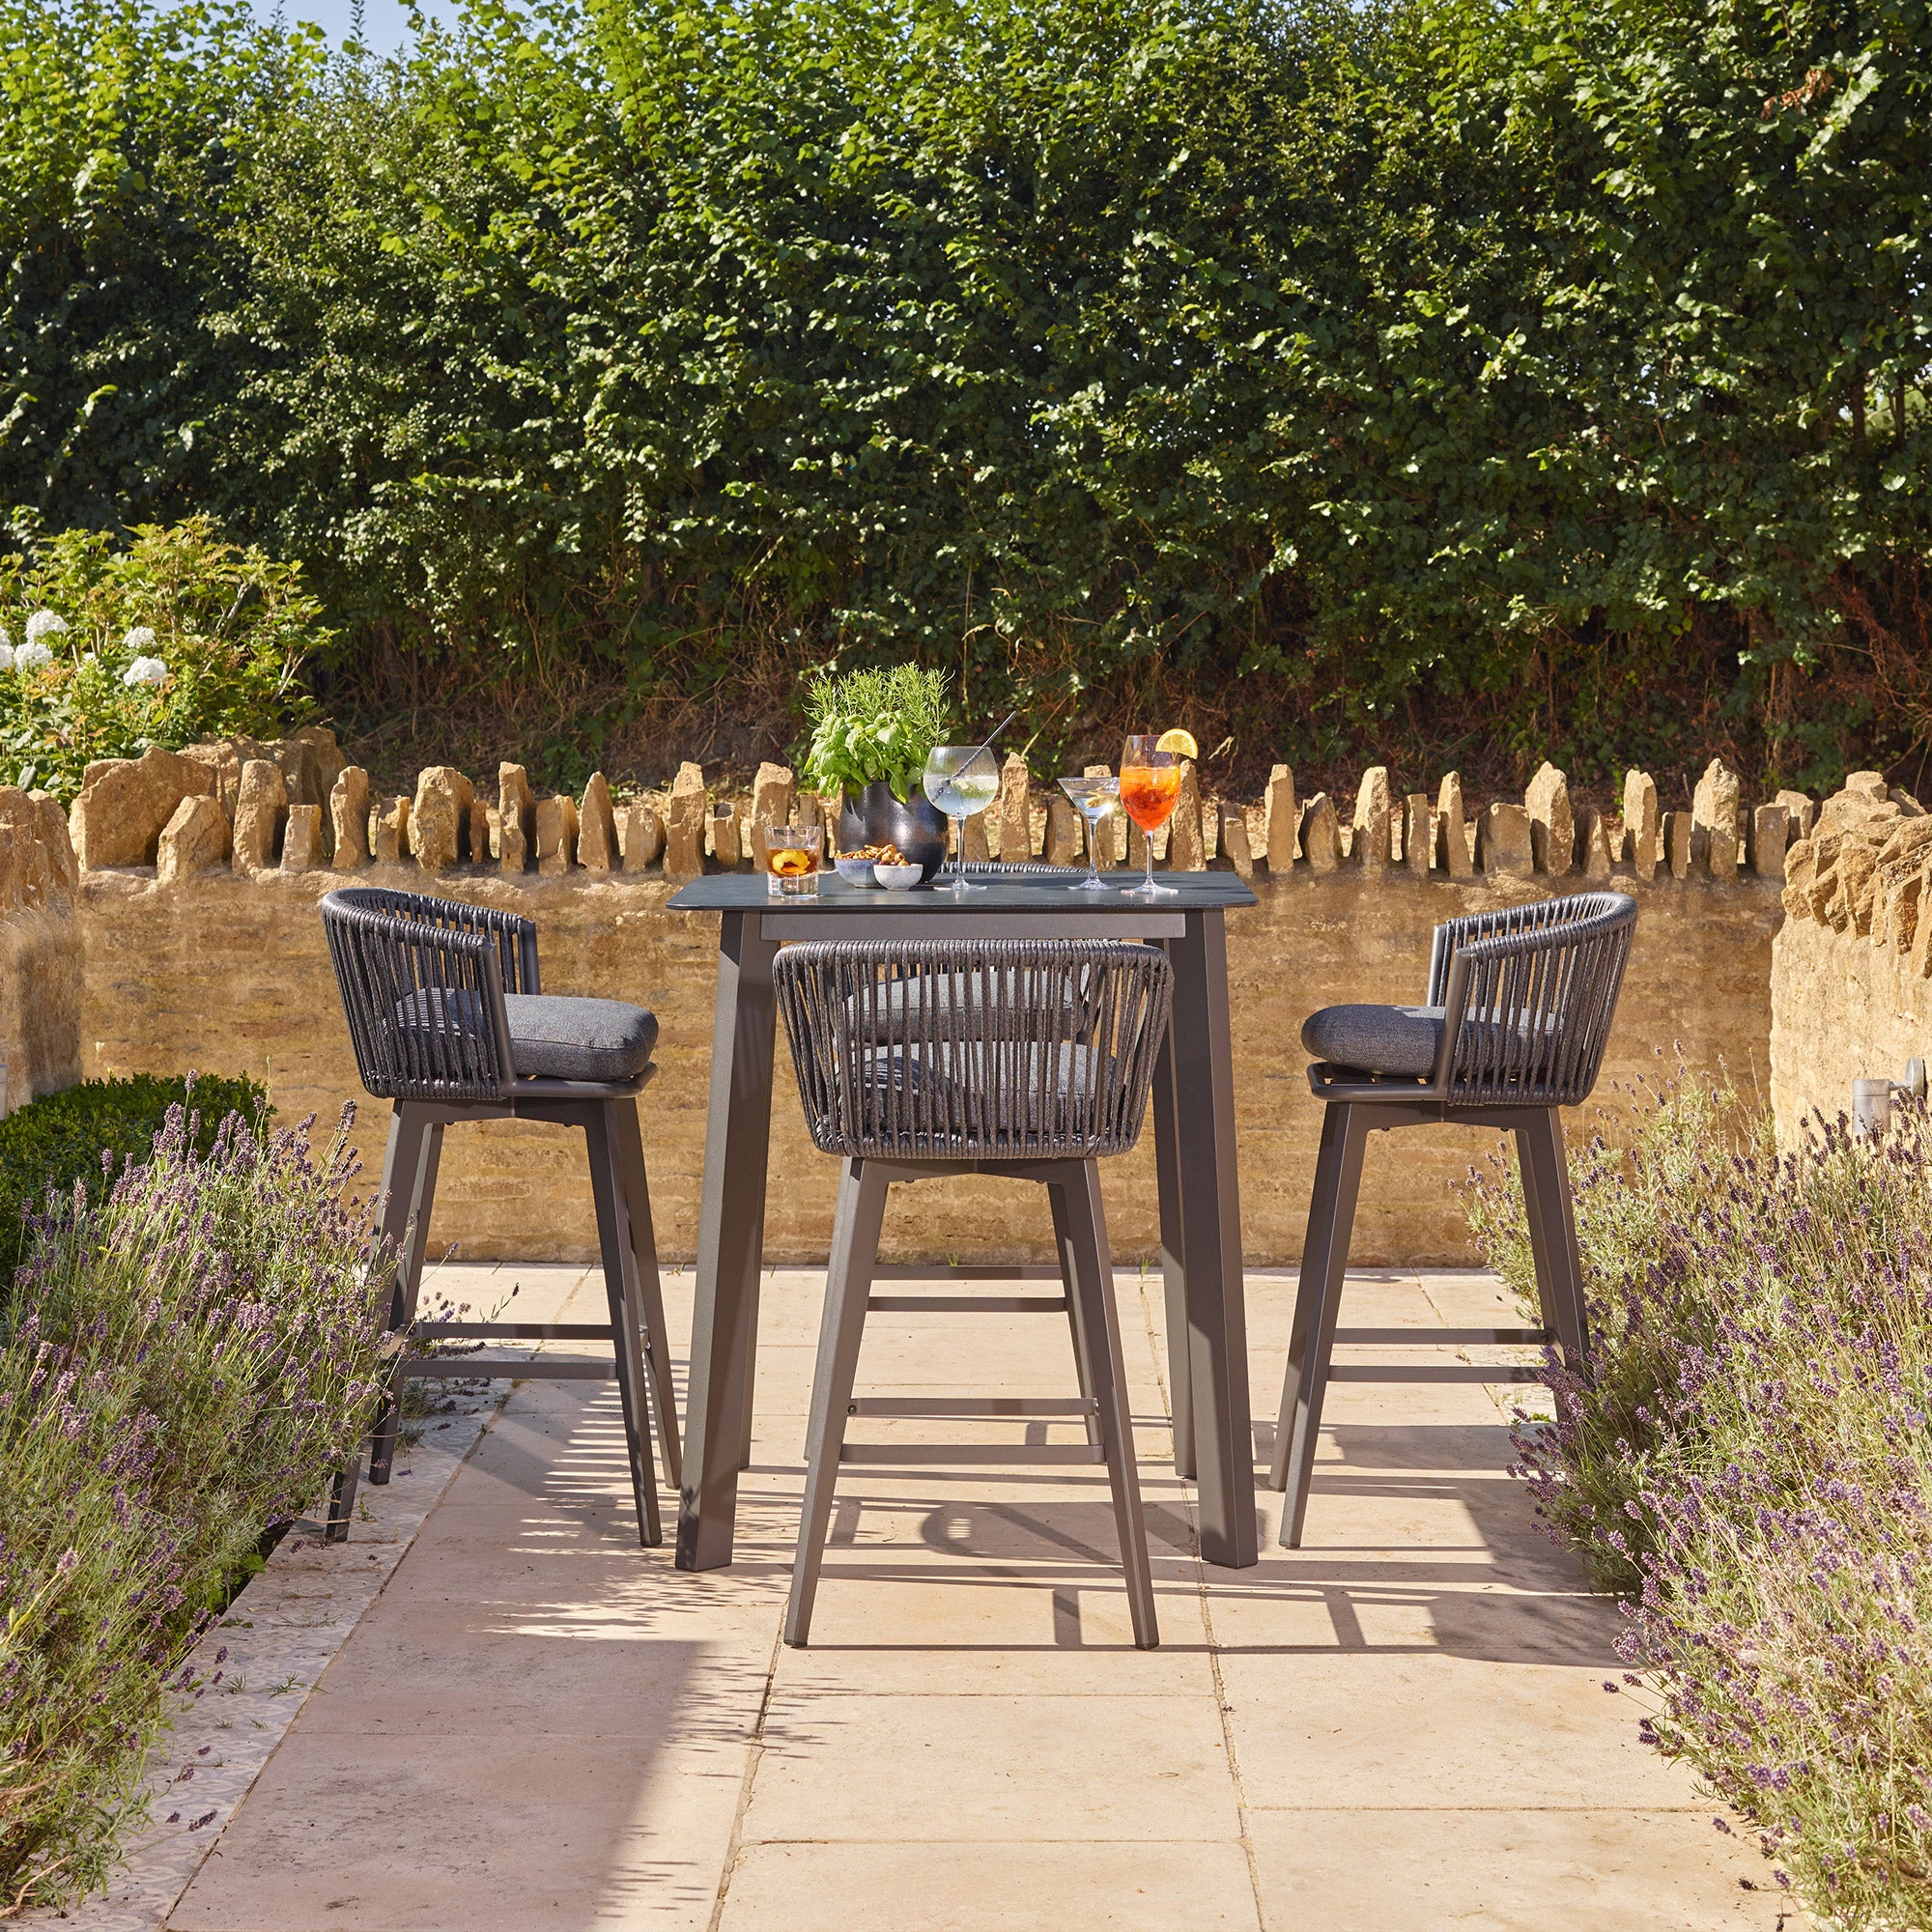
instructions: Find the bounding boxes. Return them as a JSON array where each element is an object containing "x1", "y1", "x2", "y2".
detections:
[
  {"x1": 319, "y1": 886, "x2": 681, "y2": 1546},
  {"x1": 773, "y1": 937, "x2": 1173, "y2": 1649},
  {"x1": 1270, "y1": 891, "x2": 1638, "y2": 1548}
]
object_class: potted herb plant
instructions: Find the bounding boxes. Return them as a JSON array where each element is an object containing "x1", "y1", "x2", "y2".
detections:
[{"x1": 802, "y1": 664, "x2": 952, "y2": 879}]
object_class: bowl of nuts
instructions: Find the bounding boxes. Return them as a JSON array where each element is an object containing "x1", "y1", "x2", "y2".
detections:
[{"x1": 834, "y1": 843, "x2": 908, "y2": 888}]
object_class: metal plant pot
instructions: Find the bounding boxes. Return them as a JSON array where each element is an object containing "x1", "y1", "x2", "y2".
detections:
[{"x1": 838, "y1": 780, "x2": 948, "y2": 883}]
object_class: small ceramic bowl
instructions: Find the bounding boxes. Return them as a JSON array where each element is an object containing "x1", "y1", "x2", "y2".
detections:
[
  {"x1": 834, "y1": 856, "x2": 880, "y2": 887},
  {"x1": 873, "y1": 862, "x2": 923, "y2": 891}
]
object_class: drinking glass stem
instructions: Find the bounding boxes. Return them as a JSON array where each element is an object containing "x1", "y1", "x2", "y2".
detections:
[{"x1": 1143, "y1": 834, "x2": 1157, "y2": 892}]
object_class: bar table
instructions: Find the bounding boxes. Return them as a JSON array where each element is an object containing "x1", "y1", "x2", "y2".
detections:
[{"x1": 668, "y1": 867, "x2": 1260, "y2": 1571}]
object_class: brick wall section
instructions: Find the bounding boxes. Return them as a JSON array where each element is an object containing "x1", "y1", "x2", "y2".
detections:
[{"x1": 75, "y1": 864, "x2": 1783, "y2": 1265}]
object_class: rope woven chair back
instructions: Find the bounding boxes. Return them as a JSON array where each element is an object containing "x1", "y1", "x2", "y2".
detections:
[
  {"x1": 1426, "y1": 892, "x2": 1637, "y2": 1106},
  {"x1": 775, "y1": 939, "x2": 1172, "y2": 1161},
  {"x1": 321, "y1": 887, "x2": 541, "y2": 1103}
]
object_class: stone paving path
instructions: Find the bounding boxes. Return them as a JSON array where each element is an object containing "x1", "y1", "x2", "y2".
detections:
[{"x1": 160, "y1": 1263, "x2": 1793, "y2": 1932}]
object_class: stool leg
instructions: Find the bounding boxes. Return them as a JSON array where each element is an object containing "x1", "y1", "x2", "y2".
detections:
[
  {"x1": 1057, "y1": 1161, "x2": 1158, "y2": 1649},
  {"x1": 1270, "y1": 1101, "x2": 1369, "y2": 1548},
  {"x1": 1048, "y1": 1181, "x2": 1104, "y2": 1449},
  {"x1": 586, "y1": 1103, "x2": 663, "y2": 1548},
  {"x1": 611, "y1": 1097, "x2": 683, "y2": 1490},
  {"x1": 1516, "y1": 1108, "x2": 1588, "y2": 1367},
  {"x1": 786, "y1": 1158, "x2": 890, "y2": 1648},
  {"x1": 368, "y1": 1106, "x2": 442, "y2": 1489}
]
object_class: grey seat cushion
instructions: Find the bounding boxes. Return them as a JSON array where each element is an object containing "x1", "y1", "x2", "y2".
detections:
[
  {"x1": 397, "y1": 989, "x2": 658, "y2": 1083},
  {"x1": 847, "y1": 971, "x2": 1092, "y2": 1045},
  {"x1": 1301, "y1": 1004, "x2": 1444, "y2": 1078},
  {"x1": 503, "y1": 994, "x2": 657, "y2": 1082}
]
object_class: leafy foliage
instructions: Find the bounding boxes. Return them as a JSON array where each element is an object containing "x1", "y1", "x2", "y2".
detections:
[
  {"x1": 802, "y1": 665, "x2": 953, "y2": 801},
  {"x1": 0, "y1": 1072, "x2": 269, "y2": 1300},
  {"x1": 0, "y1": 519, "x2": 326, "y2": 800},
  {"x1": 1467, "y1": 1080, "x2": 1932, "y2": 1925},
  {"x1": 2, "y1": 0, "x2": 1931, "y2": 790},
  {"x1": 0, "y1": 1103, "x2": 391, "y2": 1915}
]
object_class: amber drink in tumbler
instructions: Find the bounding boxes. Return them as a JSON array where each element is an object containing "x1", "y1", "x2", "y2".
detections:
[{"x1": 767, "y1": 825, "x2": 824, "y2": 898}]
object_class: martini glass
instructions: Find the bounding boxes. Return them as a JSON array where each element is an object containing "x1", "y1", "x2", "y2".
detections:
[
  {"x1": 1057, "y1": 775, "x2": 1121, "y2": 890},
  {"x1": 922, "y1": 745, "x2": 1000, "y2": 892},
  {"x1": 1119, "y1": 736, "x2": 1182, "y2": 897}
]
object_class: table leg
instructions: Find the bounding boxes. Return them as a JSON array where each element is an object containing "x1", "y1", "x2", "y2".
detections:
[
  {"x1": 1151, "y1": 1022, "x2": 1195, "y2": 1479},
  {"x1": 676, "y1": 909, "x2": 781, "y2": 1571},
  {"x1": 1166, "y1": 907, "x2": 1258, "y2": 1568}
]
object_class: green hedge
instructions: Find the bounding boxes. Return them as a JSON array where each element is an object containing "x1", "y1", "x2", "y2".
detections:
[
  {"x1": 2, "y1": 0, "x2": 1928, "y2": 790},
  {"x1": 0, "y1": 1075, "x2": 270, "y2": 1298}
]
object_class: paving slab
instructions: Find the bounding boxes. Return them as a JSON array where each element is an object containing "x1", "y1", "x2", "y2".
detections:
[{"x1": 145, "y1": 1267, "x2": 1793, "y2": 1932}]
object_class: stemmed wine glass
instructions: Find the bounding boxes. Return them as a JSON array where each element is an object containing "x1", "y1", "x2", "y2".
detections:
[
  {"x1": 1057, "y1": 774, "x2": 1120, "y2": 891},
  {"x1": 1119, "y1": 736, "x2": 1182, "y2": 898},
  {"x1": 922, "y1": 744, "x2": 1000, "y2": 893}
]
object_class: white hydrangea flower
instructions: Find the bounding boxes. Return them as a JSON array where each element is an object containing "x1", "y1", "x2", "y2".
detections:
[
  {"x1": 24, "y1": 610, "x2": 67, "y2": 643},
  {"x1": 0, "y1": 644, "x2": 13, "y2": 673},
  {"x1": 123, "y1": 625, "x2": 157, "y2": 652},
  {"x1": 123, "y1": 655, "x2": 170, "y2": 688},
  {"x1": 14, "y1": 640, "x2": 53, "y2": 670}
]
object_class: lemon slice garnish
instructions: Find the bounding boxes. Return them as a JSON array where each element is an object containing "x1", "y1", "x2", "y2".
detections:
[{"x1": 1155, "y1": 727, "x2": 1199, "y2": 760}]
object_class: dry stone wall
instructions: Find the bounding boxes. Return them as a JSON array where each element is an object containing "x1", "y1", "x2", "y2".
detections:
[
  {"x1": 43, "y1": 742, "x2": 1791, "y2": 1263},
  {"x1": 1771, "y1": 771, "x2": 1932, "y2": 1135},
  {"x1": 0, "y1": 784, "x2": 80, "y2": 1111}
]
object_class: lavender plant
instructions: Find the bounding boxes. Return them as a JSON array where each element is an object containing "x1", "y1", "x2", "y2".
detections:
[
  {"x1": 0, "y1": 1101, "x2": 393, "y2": 1915},
  {"x1": 1467, "y1": 1078, "x2": 1932, "y2": 1927}
]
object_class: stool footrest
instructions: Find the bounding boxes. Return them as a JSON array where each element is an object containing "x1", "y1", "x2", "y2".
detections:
[
  {"x1": 1326, "y1": 1364, "x2": 1548, "y2": 1384},
  {"x1": 867, "y1": 1295, "x2": 1070, "y2": 1314},
  {"x1": 847, "y1": 1396, "x2": 1094, "y2": 1418},
  {"x1": 399, "y1": 1355, "x2": 616, "y2": 1380},
  {"x1": 838, "y1": 1443, "x2": 1107, "y2": 1464},
  {"x1": 1333, "y1": 1326, "x2": 1549, "y2": 1346},
  {"x1": 417, "y1": 1322, "x2": 616, "y2": 1341}
]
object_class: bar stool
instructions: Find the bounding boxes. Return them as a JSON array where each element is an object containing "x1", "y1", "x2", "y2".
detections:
[
  {"x1": 773, "y1": 937, "x2": 1173, "y2": 1648},
  {"x1": 320, "y1": 887, "x2": 681, "y2": 1545},
  {"x1": 1271, "y1": 891, "x2": 1637, "y2": 1548}
]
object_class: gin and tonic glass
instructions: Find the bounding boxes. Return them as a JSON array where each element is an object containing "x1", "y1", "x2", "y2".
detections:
[
  {"x1": 922, "y1": 745, "x2": 1000, "y2": 893},
  {"x1": 1057, "y1": 775, "x2": 1121, "y2": 890}
]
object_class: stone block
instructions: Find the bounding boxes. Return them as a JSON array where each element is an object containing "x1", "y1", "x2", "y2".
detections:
[
  {"x1": 410, "y1": 766, "x2": 474, "y2": 873},
  {"x1": 1263, "y1": 765, "x2": 1296, "y2": 871},
  {"x1": 1045, "y1": 795, "x2": 1081, "y2": 867},
  {"x1": 996, "y1": 753, "x2": 1032, "y2": 863},
  {"x1": 536, "y1": 795, "x2": 579, "y2": 874},
  {"x1": 619, "y1": 801, "x2": 665, "y2": 871},
  {"x1": 1403, "y1": 794, "x2": 1431, "y2": 876},
  {"x1": 709, "y1": 801, "x2": 742, "y2": 868},
  {"x1": 177, "y1": 735, "x2": 273, "y2": 814},
  {"x1": 1663, "y1": 810, "x2": 1692, "y2": 881},
  {"x1": 750, "y1": 762, "x2": 795, "y2": 872},
  {"x1": 1217, "y1": 800, "x2": 1253, "y2": 879},
  {"x1": 1478, "y1": 802, "x2": 1533, "y2": 877},
  {"x1": 1434, "y1": 772, "x2": 1472, "y2": 878},
  {"x1": 498, "y1": 763, "x2": 536, "y2": 874},
  {"x1": 281, "y1": 804, "x2": 324, "y2": 873},
  {"x1": 1169, "y1": 764, "x2": 1205, "y2": 870},
  {"x1": 1622, "y1": 771, "x2": 1661, "y2": 882},
  {"x1": 1579, "y1": 806, "x2": 1614, "y2": 880},
  {"x1": 330, "y1": 767, "x2": 371, "y2": 868},
  {"x1": 233, "y1": 758, "x2": 288, "y2": 876},
  {"x1": 578, "y1": 773, "x2": 617, "y2": 871},
  {"x1": 1776, "y1": 788, "x2": 1816, "y2": 841},
  {"x1": 1749, "y1": 804, "x2": 1791, "y2": 881},
  {"x1": 275, "y1": 725, "x2": 348, "y2": 814},
  {"x1": 960, "y1": 806, "x2": 991, "y2": 864},
  {"x1": 1298, "y1": 793, "x2": 1341, "y2": 873},
  {"x1": 374, "y1": 796, "x2": 411, "y2": 864},
  {"x1": 1691, "y1": 758, "x2": 1742, "y2": 879},
  {"x1": 469, "y1": 798, "x2": 491, "y2": 864},
  {"x1": 1524, "y1": 761, "x2": 1574, "y2": 874},
  {"x1": 1083, "y1": 766, "x2": 1122, "y2": 866},
  {"x1": 156, "y1": 795, "x2": 231, "y2": 885},
  {"x1": 666, "y1": 763, "x2": 707, "y2": 880},
  {"x1": 1845, "y1": 770, "x2": 1889, "y2": 800},
  {"x1": 70, "y1": 746, "x2": 215, "y2": 869},
  {"x1": 1350, "y1": 766, "x2": 1392, "y2": 868}
]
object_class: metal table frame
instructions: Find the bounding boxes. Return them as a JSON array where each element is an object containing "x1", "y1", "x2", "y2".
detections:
[{"x1": 667, "y1": 869, "x2": 1260, "y2": 1572}]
